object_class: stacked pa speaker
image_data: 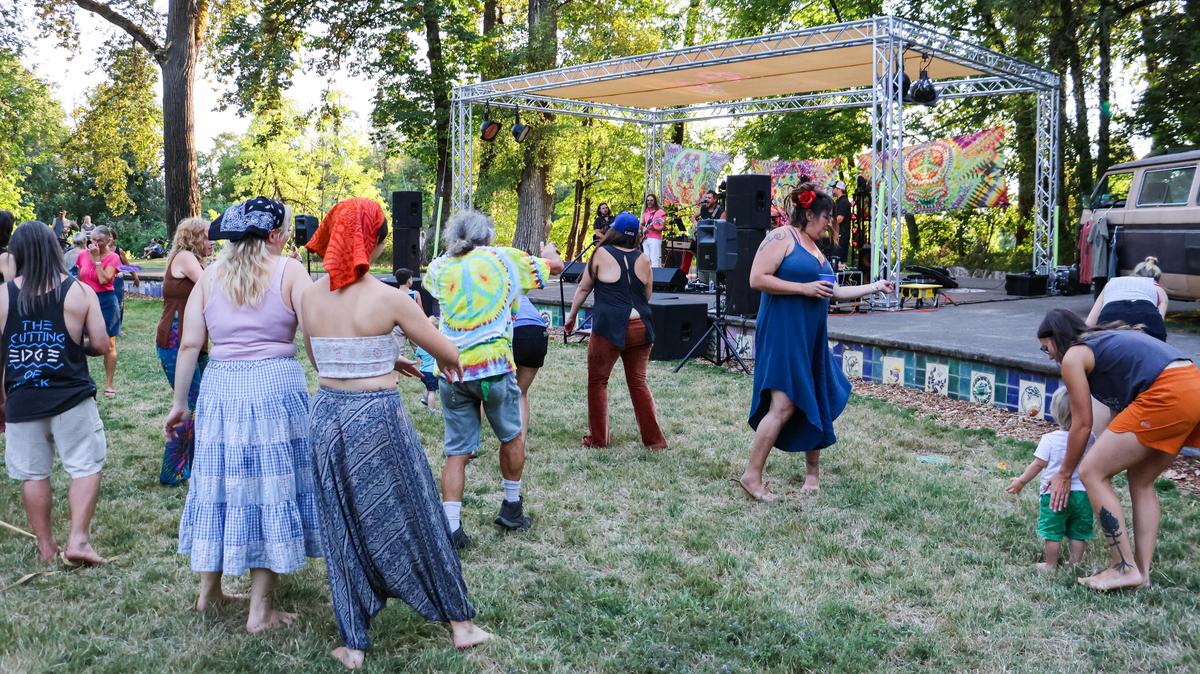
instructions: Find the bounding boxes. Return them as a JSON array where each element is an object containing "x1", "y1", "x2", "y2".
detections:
[
  {"x1": 391, "y1": 191, "x2": 422, "y2": 273},
  {"x1": 722, "y1": 175, "x2": 770, "y2": 316}
]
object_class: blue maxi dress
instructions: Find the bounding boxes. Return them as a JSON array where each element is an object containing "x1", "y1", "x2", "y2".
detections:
[{"x1": 748, "y1": 229, "x2": 851, "y2": 452}]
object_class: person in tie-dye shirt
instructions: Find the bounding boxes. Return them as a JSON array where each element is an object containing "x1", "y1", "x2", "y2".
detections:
[{"x1": 425, "y1": 210, "x2": 563, "y2": 548}]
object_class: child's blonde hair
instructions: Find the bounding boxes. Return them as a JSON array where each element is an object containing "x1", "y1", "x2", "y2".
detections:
[{"x1": 1050, "y1": 387, "x2": 1071, "y2": 431}]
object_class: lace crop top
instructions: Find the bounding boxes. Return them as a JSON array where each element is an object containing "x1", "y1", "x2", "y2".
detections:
[{"x1": 310, "y1": 327, "x2": 406, "y2": 379}]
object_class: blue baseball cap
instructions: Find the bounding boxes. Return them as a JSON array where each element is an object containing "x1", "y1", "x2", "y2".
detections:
[{"x1": 612, "y1": 211, "x2": 639, "y2": 236}]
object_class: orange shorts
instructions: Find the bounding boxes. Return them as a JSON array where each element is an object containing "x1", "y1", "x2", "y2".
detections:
[{"x1": 1108, "y1": 365, "x2": 1200, "y2": 455}]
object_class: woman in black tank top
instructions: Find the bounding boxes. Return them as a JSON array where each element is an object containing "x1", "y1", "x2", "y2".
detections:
[{"x1": 565, "y1": 212, "x2": 667, "y2": 450}]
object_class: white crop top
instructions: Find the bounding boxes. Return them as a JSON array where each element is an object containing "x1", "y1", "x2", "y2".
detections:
[
  {"x1": 1102, "y1": 276, "x2": 1158, "y2": 306},
  {"x1": 310, "y1": 327, "x2": 406, "y2": 379}
]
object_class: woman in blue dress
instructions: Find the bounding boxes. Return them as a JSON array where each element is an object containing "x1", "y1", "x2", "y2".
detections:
[{"x1": 739, "y1": 184, "x2": 894, "y2": 501}]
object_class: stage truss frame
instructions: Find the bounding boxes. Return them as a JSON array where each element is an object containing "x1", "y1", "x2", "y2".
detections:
[{"x1": 450, "y1": 15, "x2": 1061, "y2": 300}]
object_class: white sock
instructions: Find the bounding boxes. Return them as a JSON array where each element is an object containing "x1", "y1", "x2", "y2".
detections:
[
  {"x1": 442, "y1": 501, "x2": 462, "y2": 532},
  {"x1": 503, "y1": 479, "x2": 522, "y2": 503}
]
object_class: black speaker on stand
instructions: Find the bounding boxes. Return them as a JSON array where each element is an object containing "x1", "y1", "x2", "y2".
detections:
[
  {"x1": 391, "y1": 191, "x2": 422, "y2": 230},
  {"x1": 725, "y1": 228, "x2": 764, "y2": 317},
  {"x1": 724, "y1": 174, "x2": 771, "y2": 231},
  {"x1": 391, "y1": 191, "x2": 423, "y2": 273},
  {"x1": 295, "y1": 214, "x2": 318, "y2": 275}
]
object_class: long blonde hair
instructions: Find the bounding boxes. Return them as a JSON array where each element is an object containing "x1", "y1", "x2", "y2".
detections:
[
  {"x1": 216, "y1": 237, "x2": 277, "y2": 308},
  {"x1": 169, "y1": 217, "x2": 209, "y2": 265}
]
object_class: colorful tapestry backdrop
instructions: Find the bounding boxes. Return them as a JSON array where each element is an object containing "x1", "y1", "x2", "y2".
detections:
[
  {"x1": 749, "y1": 159, "x2": 843, "y2": 211},
  {"x1": 857, "y1": 127, "x2": 1009, "y2": 214},
  {"x1": 661, "y1": 143, "x2": 732, "y2": 206}
]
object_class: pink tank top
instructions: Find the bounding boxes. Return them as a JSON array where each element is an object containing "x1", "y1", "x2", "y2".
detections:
[{"x1": 204, "y1": 258, "x2": 298, "y2": 360}]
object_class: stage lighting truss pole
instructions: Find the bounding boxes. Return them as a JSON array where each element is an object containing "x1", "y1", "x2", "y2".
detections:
[
  {"x1": 450, "y1": 95, "x2": 474, "y2": 214},
  {"x1": 1033, "y1": 86, "x2": 1059, "y2": 276},
  {"x1": 643, "y1": 118, "x2": 666, "y2": 205},
  {"x1": 869, "y1": 19, "x2": 904, "y2": 308}
]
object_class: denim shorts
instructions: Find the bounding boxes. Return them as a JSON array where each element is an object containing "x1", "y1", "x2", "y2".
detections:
[{"x1": 440, "y1": 372, "x2": 523, "y2": 456}]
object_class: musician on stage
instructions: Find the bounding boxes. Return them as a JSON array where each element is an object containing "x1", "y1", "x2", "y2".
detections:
[{"x1": 693, "y1": 190, "x2": 725, "y2": 223}]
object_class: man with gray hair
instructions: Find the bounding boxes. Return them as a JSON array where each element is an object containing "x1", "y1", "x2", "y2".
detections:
[{"x1": 425, "y1": 210, "x2": 563, "y2": 548}]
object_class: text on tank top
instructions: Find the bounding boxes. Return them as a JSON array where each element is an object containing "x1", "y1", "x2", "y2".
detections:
[
  {"x1": 1082, "y1": 330, "x2": 1191, "y2": 411},
  {"x1": 2, "y1": 277, "x2": 96, "y2": 422},
  {"x1": 203, "y1": 258, "x2": 298, "y2": 360},
  {"x1": 590, "y1": 246, "x2": 655, "y2": 349}
]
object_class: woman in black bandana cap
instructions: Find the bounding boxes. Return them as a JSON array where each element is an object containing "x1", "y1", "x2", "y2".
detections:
[{"x1": 165, "y1": 197, "x2": 321, "y2": 635}]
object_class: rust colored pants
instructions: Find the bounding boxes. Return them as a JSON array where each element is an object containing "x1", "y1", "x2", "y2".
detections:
[{"x1": 584, "y1": 319, "x2": 667, "y2": 450}]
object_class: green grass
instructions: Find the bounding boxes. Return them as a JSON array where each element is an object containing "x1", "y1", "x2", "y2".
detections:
[
  {"x1": 1165, "y1": 308, "x2": 1200, "y2": 337},
  {"x1": 2, "y1": 299, "x2": 1198, "y2": 673}
]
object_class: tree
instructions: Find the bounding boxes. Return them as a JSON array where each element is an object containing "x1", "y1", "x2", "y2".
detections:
[
  {"x1": 0, "y1": 50, "x2": 67, "y2": 221},
  {"x1": 36, "y1": 0, "x2": 210, "y2": 233}
]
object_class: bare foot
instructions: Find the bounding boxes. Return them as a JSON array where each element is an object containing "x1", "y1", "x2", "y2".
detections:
[
  {"x1": 62, "y1": 541, "x2": 107, "y2": 566},
  {"x1": 1078, "y1": 566, "x2": 1144, "y2": 591},
  {"x1": 246, "y1": 609, "x2": 298, "y2": 635},
  {"x1": 37, "y1": 541, "x2": 61, "y2": 564},
  {"x1": 450, "y1": 621, "x2": 494, "y2": 649},
  {"x1": 195, "y1": 592, "x2": 248, "y2": 612},
  {"x1": 330, "y1": 647, "x2": 365, "y2": 670},
  {"x1": 736, "y1": 477, "x2": 779, "y2": 502},
  {"x1": 1035, "y1": 562, "x2": 1057, "y2": 573},
  {"x1": 799, "y1": 475, "x2": 820, "y2": 495}
]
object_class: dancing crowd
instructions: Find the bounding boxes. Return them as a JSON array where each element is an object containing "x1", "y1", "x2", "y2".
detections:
[{"x1": 1, "y1": 182, "x2": 1198, "y2": 668}]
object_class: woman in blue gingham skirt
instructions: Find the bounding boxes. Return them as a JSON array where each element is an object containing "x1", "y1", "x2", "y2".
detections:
[{"x1": 165, "y1": 198, "x2": 320, "y2": 635}]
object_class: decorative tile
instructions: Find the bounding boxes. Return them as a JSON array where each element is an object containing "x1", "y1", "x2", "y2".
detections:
[
  {"x1": 925, "y1": 363, "x2": 950, "y2": 396},
  {"x1": 842, "y1": 349, "x2": 863, "y2": 380},
  {"x1": 970, "y1": 371, "x2": 996, "y2": 405},
  {"x1": 882, "y1": 356, "x2": 904, "y2": 385},
  {"x1": 1018, "y1": 380, "x2": 1046, "y2": 420}
]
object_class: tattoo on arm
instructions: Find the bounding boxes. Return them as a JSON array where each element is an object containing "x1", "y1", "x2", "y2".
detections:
[
  {"x1": 1099, "y1": 506, "x2": 1135, "y2": 572},
  {"x1": 757, "y1": 231, "x2": 786, "y2": 252}
]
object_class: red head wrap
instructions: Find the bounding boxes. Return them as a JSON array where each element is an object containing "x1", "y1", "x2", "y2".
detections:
[{"x1": 305, "y1": 197, "x2": 386, "y2": 291}]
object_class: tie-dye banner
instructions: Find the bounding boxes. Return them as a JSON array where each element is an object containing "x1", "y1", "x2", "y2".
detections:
[
  {"x1": 750, "y1": 158, "x2": 843, "y2": 211},
  {"x1": 857, "y1": 127, "x2": 1009, "y2": 214},
  {"x1": 661, "y1": 143, "x2": 732, "y2": 206}
]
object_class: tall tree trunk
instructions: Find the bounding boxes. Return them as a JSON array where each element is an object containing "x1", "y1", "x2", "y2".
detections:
[
  {"x1": 1059, "y1": 0, "x2": 1094, "y2": 200},
  {"x1": 479, "y1": 0, "x2": 502, "y2": 178},
  {"x1": 424, "y1": 5, "x2": 452, "y2": 227},
  {"x1": 514, "y1": 0, "x2": 557, "y2": 250},
  {"x1": 568, "y1": 157, "x2": 584, "y2": 259},
  {"x1": 1013, "y1": 95, "x2": 1035, "y2": 242},
  {"x1": 670, "y1": 0, "x2": 702, "y2": 146},
  {"x1": 1096, "y1": 0, "x2": 1113, "y2": 177},
  {"x1": 162, "y1": 0, "x2": 202, "y2": 234},
  {"x1": 904, "y1": 213, "x2": 919, "y2": 255}
]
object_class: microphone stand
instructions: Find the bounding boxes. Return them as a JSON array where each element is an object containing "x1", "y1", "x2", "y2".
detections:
[{"x1": 559, "y1": 237, "x2": 599, "y2": 345}]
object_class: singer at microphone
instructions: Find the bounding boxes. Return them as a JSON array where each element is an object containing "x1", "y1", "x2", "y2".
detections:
[{"x1": 692, "y1": 190, "x2": 725, "y2": 222}]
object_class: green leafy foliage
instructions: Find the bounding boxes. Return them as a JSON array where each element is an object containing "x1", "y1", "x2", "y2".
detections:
[{"x1": 0, "y1": 50, "x2": 66, "y2": 222}]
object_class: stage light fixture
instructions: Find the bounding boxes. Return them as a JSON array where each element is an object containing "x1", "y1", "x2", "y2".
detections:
[
  {"x1": 511, "y1": 108, "x2": 530, "y2": 143},
  {"x1": 908, "y1": 53, "x2": 939, "y2": 106},
  {"x1": 480, "y1": 107, "x2": 501, "y2": 141}
]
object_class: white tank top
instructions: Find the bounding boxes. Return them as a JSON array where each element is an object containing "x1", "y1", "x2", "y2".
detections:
[{"x1": 1102, "y1": 276, "x2": 1158, "y2": 306}]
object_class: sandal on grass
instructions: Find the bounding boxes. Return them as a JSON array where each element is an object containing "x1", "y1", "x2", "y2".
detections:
[{"x1": 103, "y1": 388, "x2": 116, "y2": 398}]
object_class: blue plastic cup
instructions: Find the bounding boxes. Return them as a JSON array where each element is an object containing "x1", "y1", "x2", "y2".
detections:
[{"x1": 817, "y1": 273, "x2": 837, "y2": 286}]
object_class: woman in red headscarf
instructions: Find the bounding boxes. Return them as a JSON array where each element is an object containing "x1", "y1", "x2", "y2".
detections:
[{"x1": 299, "y1": 197, "x2": 492, "y2": 668}]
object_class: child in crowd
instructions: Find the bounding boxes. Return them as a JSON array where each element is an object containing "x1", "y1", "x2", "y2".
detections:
[
  {"x1": 395, "y1": 268, "x2": 440, "y2": 411},
  {"x1": 1007, "y1": 386, "x2": 1094, "y2": 570}
]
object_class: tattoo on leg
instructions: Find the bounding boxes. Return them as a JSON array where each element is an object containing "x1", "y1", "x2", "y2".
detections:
[{"x1": 1099, "y1": 507, "x2": 1134, "y2": 572}]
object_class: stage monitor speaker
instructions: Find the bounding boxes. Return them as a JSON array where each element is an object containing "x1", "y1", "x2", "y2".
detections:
[
  {"x1": 725, "y1": 228, "x2": 764, "y2": 316},
  {"x1": 391, "y1": 190, "x2": 422, "y2": 230},
  {"x1": 725, "y1": 174, "x2": 771, "y2": 230},
  {"x1": 294, "y1": 214, "x2": 317, "y2": 247},
  {"x1": 392, "y1": 227, "x2": 421, "y2": 274},
  {"x1": 695, "y1": 219, "x2": 737, "y2": 273},
  {"x1": 649, "y1": 299, "x2": 709, "y2": 361},
  {"x1": 561, "y1": 261, "x2": 586, "y2": 284},
  {"x1": 652, "y1": 267, "x2": 687, "y2": 292}
]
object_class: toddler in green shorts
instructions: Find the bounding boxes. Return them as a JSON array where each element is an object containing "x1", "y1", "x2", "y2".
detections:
[{"x1": 1006, "y1": 387, "x2": 1094, "y2": 570}]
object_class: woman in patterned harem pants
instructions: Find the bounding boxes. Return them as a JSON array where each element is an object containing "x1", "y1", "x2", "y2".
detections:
[{"x1": 309, "y1": 389, "x2": 476, "y2": 650}]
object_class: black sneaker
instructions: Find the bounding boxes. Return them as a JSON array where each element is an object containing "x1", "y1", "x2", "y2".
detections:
[
  {"x1": 450, "y1": 525, "x2": 471, "y2": 550},
  {"x1": 494, "y1": 498, "x2": 532, "y2": 531}
]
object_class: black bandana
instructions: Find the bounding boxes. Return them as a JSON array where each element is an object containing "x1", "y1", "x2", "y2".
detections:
[{"x1": 210, "y1": 197, "x2": 286, "y2": 241}]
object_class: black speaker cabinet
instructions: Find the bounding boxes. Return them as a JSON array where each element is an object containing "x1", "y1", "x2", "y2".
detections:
[
  {"x1": 695, "y1": 219, "x2": 737, "y2": 273},
  {"x1": 391, "y1": 190, "x2": 422, "y2": 230},
  {"x1": 725, "y1": 174, "x2": 771, "y2": 230},
  {"x1": 725, "y1": 228, "x2": 764, "y2": 316},
  {"x1": 652, "y1": 266, "x2": 687, "y2": 292},
  {"x1": 294, "y1": 214, "x2": 317, "y2": 247},
  {"x1": 649, "y1": 299, "x2": 709, "y2": 361},
  {"x1": 561, "y1": 261, "x2": 587, "y2": 284},
  {"x1": 392, "y1": 227, "x2": 421, "y2": 274}
]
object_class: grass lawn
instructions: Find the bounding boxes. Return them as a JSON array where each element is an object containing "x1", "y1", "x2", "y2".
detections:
[{"x1": 1, "y1": 299, "x2": 1198, "y2": 673}]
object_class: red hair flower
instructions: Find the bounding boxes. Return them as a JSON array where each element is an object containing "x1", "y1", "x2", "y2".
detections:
[{"x1": 796, "y1": 190, "x2": 816, "y2": 209}]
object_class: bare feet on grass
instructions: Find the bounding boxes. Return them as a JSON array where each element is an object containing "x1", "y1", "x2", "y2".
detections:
[
  {"x1": 63, "y1": 540, "x2": 106, "y2": 565},
  {"x1": 1078, "y1": 565, "x2": 1144, "y2": 591},
  {"x1": 245, "y1": 609, "x2": 297, "y2": 635},
  {"x1": 799, "y1": 475, "x2": 820, "y2": 495},
  {"x1": 1036, "y1": 562, "x2": 1058, "y2": 573},
  {"x1": 737, "y1": 476, "x2": 779, "y2": 502},
  {"x1": 195, "y1": 592, "x2": 248, "y2": 612},
  {"x1": 451, "y1": 621, "x2": 494, "y2": 649},
  {"x1": 330, "y1": 647, "x2": 365, "y2": 670},
  {"x1": 37, "y1": 540, "x2": 61, "y2": 564}
]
